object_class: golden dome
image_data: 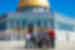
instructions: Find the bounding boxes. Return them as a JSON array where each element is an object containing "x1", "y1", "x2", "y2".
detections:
[{"x1": 19, "y1": 0, "x2": 50, "y2": 8}]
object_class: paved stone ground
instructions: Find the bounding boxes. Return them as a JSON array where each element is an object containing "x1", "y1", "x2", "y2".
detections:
[{"x1": 0, "y1": 41, "x2": 75, "y2": 50}]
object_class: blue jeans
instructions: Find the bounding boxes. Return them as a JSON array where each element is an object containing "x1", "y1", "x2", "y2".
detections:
[{"x1": 26, "y1": 39, "x2": 33, "y2": 48}]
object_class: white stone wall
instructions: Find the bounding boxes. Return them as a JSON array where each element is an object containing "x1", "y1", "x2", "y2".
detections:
[{"x1": 55, "y1": 29, "x2": 75, "y2": 42}]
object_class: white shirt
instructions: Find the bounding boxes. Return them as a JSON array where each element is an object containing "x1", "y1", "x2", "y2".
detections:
[{"x1": 26, "y1": 33, "x2": 31, "y2": 40}]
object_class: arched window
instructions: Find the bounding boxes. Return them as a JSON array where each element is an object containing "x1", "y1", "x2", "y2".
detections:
[
  {"x1": 22, "y1": 19, "x2": 27, "y2": 29},
  {"x1": 16, "y1": 19, "x2": 21, "y2": 30},
  {"x1": 28, "y1": 23, "x2": 34, "y2": 33},
  {"x1": 37, "y1": 19, "x2": 41, "y2": 27},
  {"x1": 8, "y1": 19, "x2": 15, "y2": 29},
  {"x1": 43, "y1": 19, "x2": 48, "y2": 28}
]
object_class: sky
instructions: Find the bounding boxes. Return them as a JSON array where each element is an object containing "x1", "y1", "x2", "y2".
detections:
[{"x1": 0, "y1": 0, "x2": 74, "y2": 18}]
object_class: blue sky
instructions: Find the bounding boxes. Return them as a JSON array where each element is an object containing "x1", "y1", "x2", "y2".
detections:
[{"x1": 0, "y1": 0, "x2": 74, "y2": 18}]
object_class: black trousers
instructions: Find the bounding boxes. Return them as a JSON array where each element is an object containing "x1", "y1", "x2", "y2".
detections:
[
  {"x1": 38, "y1": 39, "x2": 50, "y2": 48},
  {"x1": 38, "y1": 40, "x2": 42, "y2": 48},
  {"x1": 50, "y1": 38, "x2": 55, "y2": 48}
]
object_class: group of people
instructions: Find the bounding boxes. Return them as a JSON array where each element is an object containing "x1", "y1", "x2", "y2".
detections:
[{"x1": 25, "y1": 25, "x2": 55, "y2": 48}]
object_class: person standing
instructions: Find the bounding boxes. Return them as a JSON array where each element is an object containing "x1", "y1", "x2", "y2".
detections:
[
  {"x1": 25, "y1": 23, "x2": 35, "y2": 48},
  {"x1": 37, "y1": 28, "x2": 50, "y2": 48},
  {"x1": 48, "y1": 29, "x2": 55, "y2": 48},
  {"x1": 25, "y1": 32, "x2": 33, "y2": 48}
]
